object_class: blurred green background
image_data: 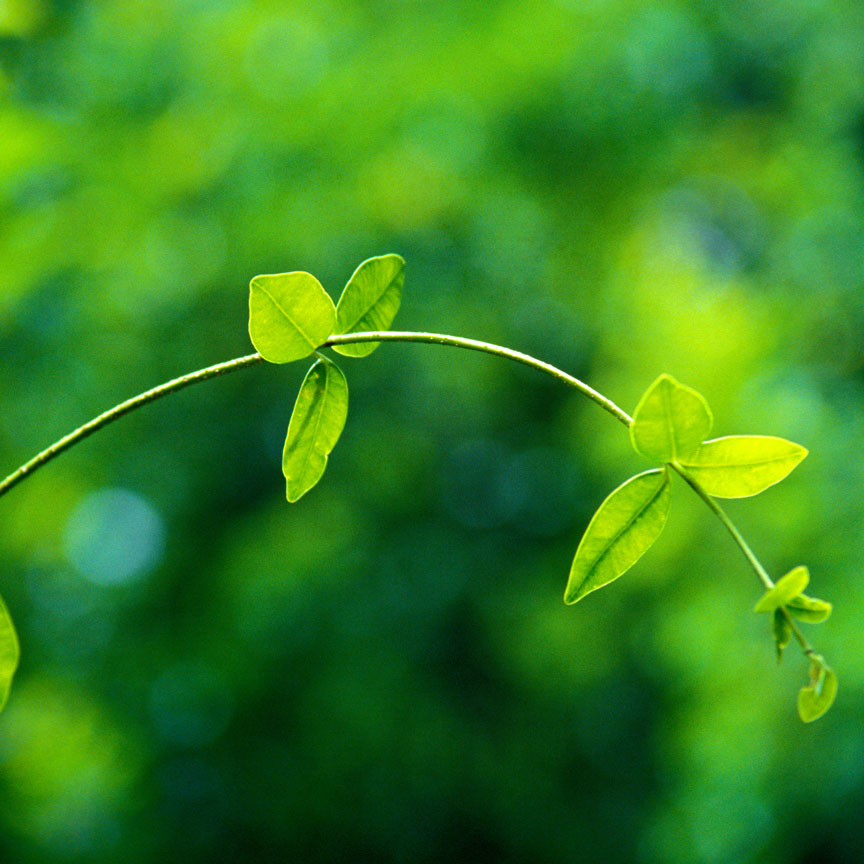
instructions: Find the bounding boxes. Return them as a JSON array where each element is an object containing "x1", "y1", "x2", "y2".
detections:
[{"x1": 1, "y1": 0, "x2": 862, "y2": 861}]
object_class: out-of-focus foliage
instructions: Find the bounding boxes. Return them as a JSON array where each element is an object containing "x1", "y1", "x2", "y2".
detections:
[
  {"x1": 1, "y1": 1, "x2": 863, "y2": 861},
  {"x1": 0, "y1": 594, "x2": 19, "y2": 710}
]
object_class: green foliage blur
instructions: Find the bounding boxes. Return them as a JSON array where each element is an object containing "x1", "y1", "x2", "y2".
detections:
[{"x1": 1, "y1": 1, "x2": 863, "y2": 861}]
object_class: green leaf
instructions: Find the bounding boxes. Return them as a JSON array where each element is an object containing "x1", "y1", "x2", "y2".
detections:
[
  {"x1": 283, "y1": 357, "x2": 349, "y2": 502},
  {"x1": 564, "y1": 467, "x2": 671, "y2": 604},
  {"x1": 332, "y1": 254, "x2": 405, "y2": 358},
  {"x1": 787, "y1": 593, "x2": 832, "y2": 624},
  {"x1": 0, "y1": 593, "x2": 19, "y2": 712},
  {"x1": 249, "y1": 272, "x2": 337, "y2": 364},
  {"x1": 630, "y1": 374, "x2": 713, "y2": 463},
  {"x1": 754, "y1": 566, "x2": 809, "y2": 613},
  {"x1": 772, "y1": 610, "x2": 791, "y2": 663},
  {"x1": 798, "y1": 659, "x2": 838, "y2": 723},
  {"x1": 679, "y1": 435, "x2": 808, "y2": 498}
]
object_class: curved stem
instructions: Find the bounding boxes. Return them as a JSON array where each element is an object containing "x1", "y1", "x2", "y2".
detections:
[
  {"x1": 0, "y1": 353, "x2": 265, "y2": 498},
  {"x1": 671, "y1": 463, "x2": 774, "y2": 590},
  {"x1": 0, "y1": 332, "x2": 630, "y2": 500},
  {"x1": 672, "y1": 462, "x2": 815, "y2": 655},
  {"x1": 0, "y1": 329, "x2": 818, "y2": 659},
  {"x1": 325, "y1": 331, "x2": 634, "y2": 426}
]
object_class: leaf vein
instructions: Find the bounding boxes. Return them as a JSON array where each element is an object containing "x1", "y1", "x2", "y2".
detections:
[
  {"x1": 291, "y1": 364, "x2": 331, "y2": 490},
  {"x1": 685, "y1": 453, "x2": 802, "y2": 469},
  {"x1": 341, "y1": 277, "x2": 397, "y2": 334},
  {"x1": 259, "y1": 283, "x2": 317, "y2": 349},
  {"x1": 661, "y1": 383, "x2": 675, "y2": 461},
  {"x1": 583, "y1": 472, "x2": 667, "y2": 578}
]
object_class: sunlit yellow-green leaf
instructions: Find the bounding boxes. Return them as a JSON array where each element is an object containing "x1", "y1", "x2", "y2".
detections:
[
  {"x1": 283, "y1": 357, "x2": 349, "y2": 502},
  {"x1": 332, "y1": 254, "x2": 405, "y2": 358},
  {"x1": 679, "y1": 435, "x2": 807, "y2": 498},
  {"x1": 249, "y1": 271, "x2": 336, "y2": 364},
  {"x1": 787, "y1": 593, "x2": 832, "y2": 624},
  {"x1": 754, "y1": 566, "x2": 809, "y2": 613},
  {"x1": 798, "y1": 660, "x2": 838, "y2": 723},
  {"x1": 564, "y1": 467, "x2": 671, "y2": 604},
  {"x1": 630, "y1": 374, "x2": 712, "y2": 463},
  {"x1": 772, "y1": 609, "x2": 791, "y2": 663},
  {"x1": 0, "y1": 593, "x2": 19, "y2": 712}
]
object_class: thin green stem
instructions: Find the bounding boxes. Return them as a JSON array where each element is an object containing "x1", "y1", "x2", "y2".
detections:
[
  {"x1": 671, "y1": 462, "x2": 815, "y2": 656},
  {"x1": 325, "y1": 331, "x2": 634, "y2": 426},
  {"x1": 0, "y1": 353, "x2": 265, "y2": 499},
  {"x1": 0, "y1": 332, "x2": 630, "y2": 501},
  {"x1": 671, "y1": 462, "x2": 774, "y2": 590},
  {"x1": 0, "y1": 328, "x2": 819, "y2": 659}
]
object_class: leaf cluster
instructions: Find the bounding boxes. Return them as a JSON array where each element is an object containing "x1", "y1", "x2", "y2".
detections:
[
  {"x1": 0, "y1": 259, "x2": 826, "y2": 726},
  {"x1": 563, "y1": 374, "x2": 833, "y2": 721},
  {"x1": 249, "y1": 274, "x2": 836, "y2": 724},
  {"x1": 248, "y1": 254, "x2": 405, "y2": 501}
]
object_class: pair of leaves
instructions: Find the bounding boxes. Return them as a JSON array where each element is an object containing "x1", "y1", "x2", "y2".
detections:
[
  {"x1": 249, "y1": 254, "x2": 405, "y2": 363},
  {"x1": 631, "y1": 374, "x2": 807, "y2": 498},
  {"x1": 754, "y1": 566, "x2": 832, "y2": 678},
  {"x1": 753, "y1": 566, "x2": 831, "y2": 622},
  {"x1": 248, "y1": 254, "x2": 404, "y2": 501}
]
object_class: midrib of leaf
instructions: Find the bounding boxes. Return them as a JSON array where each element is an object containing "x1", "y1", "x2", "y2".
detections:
[
  {"x1": 296, "y1": 368, "x2": 331, "y2": 485},
  {"x1": 661, "y1": 384, "x2": 676, "y2": 461},
  {"x1": 684, "y1": 453, "x2": 802, "y2": 469},
  {"x1": 259, "y1": 284, "x2": 317, "y2": 349},
  {"x1": 340, "y1": 276, "x2": 396, "y2": 334},
  {"x1": 581, "y1": 473, "x2": 666, "y2": 577}
]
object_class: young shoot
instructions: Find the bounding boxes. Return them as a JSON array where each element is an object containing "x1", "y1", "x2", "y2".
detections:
[{"x1": 0, "y1": 255, "x2": 836, "y2": 723}]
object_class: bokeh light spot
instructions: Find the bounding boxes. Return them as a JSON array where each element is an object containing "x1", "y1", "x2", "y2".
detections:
[{"x1": 64, "y1": 488, "x2": 165, "y2": 586}]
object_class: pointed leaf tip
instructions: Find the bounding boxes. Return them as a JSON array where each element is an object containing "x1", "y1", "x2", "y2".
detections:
[
  {"x1": 679, "y1": 435, "x2": 808, "y2": 498},
  {"x1": 630, "y1": 374, "x2": 712, "y2": 463},
  {"x1": 772, "y1": 609, "x2": 791, "y2": 663},
  {"x1": 564, "y1": 467, "x2": 671, "y2": 605}
]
